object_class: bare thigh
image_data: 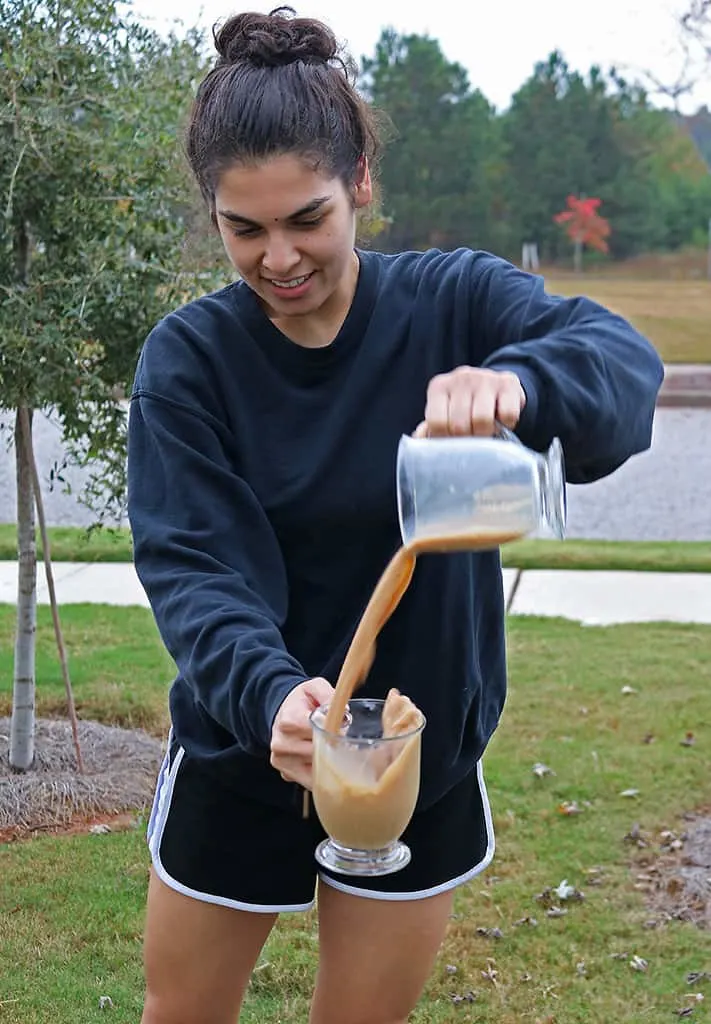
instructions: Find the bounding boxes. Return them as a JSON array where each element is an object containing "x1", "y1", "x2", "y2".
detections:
[
  {"x1": 310, "y1": 879, "x2": 454, "y2": 1024},
  {"x1": 141, "y1": 869, "x2": 277, "y2": 1024}
]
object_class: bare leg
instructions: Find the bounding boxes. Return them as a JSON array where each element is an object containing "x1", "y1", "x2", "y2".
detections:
[
  {"x1": 310, "y1": 879, "x2": 453, "y2": 1024},
  {"x1": 141, "y1": 869, "x2": 278, "y2": 1024}
]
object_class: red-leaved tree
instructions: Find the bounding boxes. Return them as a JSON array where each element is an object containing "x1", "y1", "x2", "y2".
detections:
[{"x1": 554, "y1": 195, "x2": 611, "y2": 271}]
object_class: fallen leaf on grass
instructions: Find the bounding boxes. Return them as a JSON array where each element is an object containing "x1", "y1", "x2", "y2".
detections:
[
  {"x1": 623, "y1": 823, "x2": 650, "y2": 847},
  {"x1": 450, "y1": 991, "x2": 477, "y2": 1004},
  {"x1": 554, "y1": 879, "x2": 584, "y2": 902},
  {"x1": 659, "y1": 829, "x2": 684, "y2": 852},
  {"x1": 535, "y1": 881, "x2": 584, "y2": 908},
  {"x1": 533, "y1": 762, "x2": 555, "y2": 778},
  {"x1": 558, "y1": 800, "x2": 583, "y2": 815},
  {"x1": 620, "y1": 789, "x2": 640, "y2": 798},
  {"x1": 481, "y1": 959, "x2": 499, "y2": 985},
  {"x1": 546, "y1": 906, "x2": 568, "y2": 918}
]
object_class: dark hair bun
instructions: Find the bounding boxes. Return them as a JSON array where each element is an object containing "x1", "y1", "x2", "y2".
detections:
[{"x1": 214, "y1": 7, "x2": 340, "y2": 68}]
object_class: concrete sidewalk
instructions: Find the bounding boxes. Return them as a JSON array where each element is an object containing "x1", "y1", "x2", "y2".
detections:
[{"x1": 0, "y1": 561, "x2": 709, "y2": 626}]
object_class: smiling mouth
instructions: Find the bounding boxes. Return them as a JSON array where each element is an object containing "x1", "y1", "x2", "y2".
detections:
[{"x1": 267, "y1": 272, "x2": 314, "y2": 289}]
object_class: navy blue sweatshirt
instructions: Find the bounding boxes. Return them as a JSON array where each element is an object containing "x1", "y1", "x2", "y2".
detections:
[{"x1": 127, "y1": 248, "x2": 663, "y2": 812}]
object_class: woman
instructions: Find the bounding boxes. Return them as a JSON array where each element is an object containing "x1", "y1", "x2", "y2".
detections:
[{"x1": 127, "y1": 8, "x2": 664, "y2": 1023}]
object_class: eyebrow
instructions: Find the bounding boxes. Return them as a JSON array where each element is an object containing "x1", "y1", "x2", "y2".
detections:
[{"x1": 217, "y1": 195, "x2": 332, "y2": 228}]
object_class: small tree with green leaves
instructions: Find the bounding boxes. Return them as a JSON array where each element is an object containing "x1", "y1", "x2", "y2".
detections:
[{"x1": 0, "y1": 0, "x2": 210, "y2": 770}]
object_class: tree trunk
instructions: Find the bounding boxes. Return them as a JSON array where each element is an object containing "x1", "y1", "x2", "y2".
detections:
[
  {"x1": 18, "y1": 406, "x2": 84, "y2": 772},
  {"x1": 9, "y1": 406, "x2": 36, "y2": 771},
  {"x1": 573, "y1": 238, "x2": 583, "y2": 273}
]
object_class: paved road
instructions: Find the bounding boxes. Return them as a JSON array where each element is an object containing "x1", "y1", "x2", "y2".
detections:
[
  {"x1": 565, "y1": 407, "x2": 710, "y2": 541},
  {"x1": 0, "y1": 407, "x2": 708, "y2": 541}
]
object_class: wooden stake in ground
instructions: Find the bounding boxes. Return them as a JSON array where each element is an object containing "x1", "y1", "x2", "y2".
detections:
[{"x1": 18, "y1": 406, "x2": 84, "y2": 774}]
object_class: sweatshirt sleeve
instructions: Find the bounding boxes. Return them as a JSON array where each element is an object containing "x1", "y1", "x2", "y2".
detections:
[
  {"x1": 127, "y1": 383, "x2": 308, "y2": 755},
  {"x1": 473, "y1": 257, "x2": 665, "y2": 484}
]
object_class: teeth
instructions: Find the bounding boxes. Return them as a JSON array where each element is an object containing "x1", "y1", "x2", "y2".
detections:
[{"x1": 272, "y1": 274, "x2": 310, "y2": 289}]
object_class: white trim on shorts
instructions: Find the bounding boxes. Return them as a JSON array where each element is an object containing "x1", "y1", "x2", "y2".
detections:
[
  {"x1": 318, "y1": 760, "x2": 496, "y2": 903},
  {"x1": 146, "y1": 739, "x2": 316, "y2": 915}
]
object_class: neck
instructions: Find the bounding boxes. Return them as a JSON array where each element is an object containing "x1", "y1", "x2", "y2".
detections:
[{"x1": 270, "y1": 251, "x2": 360, "y2": 349}]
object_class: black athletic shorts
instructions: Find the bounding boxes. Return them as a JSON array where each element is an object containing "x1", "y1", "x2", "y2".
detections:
[{"x1": 146, "y1": 735, "x2": 495, "y2": 912}]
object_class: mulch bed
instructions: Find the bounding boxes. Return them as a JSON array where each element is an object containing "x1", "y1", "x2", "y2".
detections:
[
  {"x1": 625, "y1": 812, "x2": 711, "y2": 930},
  {"x1": 0, "y1": 716, "x2": 162, "y2": 840}
]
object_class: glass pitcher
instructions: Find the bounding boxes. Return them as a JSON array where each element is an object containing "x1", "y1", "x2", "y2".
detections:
[{"x1": 396, "y1": 425, "x2": 566, "y2": 552}]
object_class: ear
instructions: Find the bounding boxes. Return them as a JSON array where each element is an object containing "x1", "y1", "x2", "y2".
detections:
[{"x1": 353, "y1": 156, "x2": 373, "y2": 210}]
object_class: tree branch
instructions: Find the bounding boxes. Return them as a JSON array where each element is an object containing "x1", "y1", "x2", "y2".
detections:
[{"x1": 4, "y1": 143, "x2": 28, "y2": 222}]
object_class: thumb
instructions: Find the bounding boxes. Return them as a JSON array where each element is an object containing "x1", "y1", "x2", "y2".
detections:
[{"x1": 413, "y1": 420, "x2": 429, "y2": 439}]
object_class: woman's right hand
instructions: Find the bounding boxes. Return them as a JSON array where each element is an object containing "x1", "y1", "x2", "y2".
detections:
[{"x1": 270, "y1": 677, "x2": 334, "y2": 790}]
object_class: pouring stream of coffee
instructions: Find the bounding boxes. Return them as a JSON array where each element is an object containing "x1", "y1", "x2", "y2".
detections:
[{"x1": 302, "y1": 527, "x2": 523, "y2": 816}]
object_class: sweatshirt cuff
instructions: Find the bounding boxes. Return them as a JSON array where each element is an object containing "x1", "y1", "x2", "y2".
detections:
[
  {"x1": 260, "y1": 671, "x2": 309, "y2": 748},
  {"x1": 487, "y1": 362, "x2": 541, "y2": 440}
]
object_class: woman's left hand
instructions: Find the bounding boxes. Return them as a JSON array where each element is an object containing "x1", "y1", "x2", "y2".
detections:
[{"x1": 414, "y1": 366, "x2": 526, "y2": 438}]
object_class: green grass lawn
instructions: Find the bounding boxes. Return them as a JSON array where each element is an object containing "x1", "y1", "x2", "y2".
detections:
[
  {"x1": 1, "y1": 606, "x2": 710, "y2": 1022},
  {"x1": 0, "y1": 524, "x2": 709, "y2": 573}
]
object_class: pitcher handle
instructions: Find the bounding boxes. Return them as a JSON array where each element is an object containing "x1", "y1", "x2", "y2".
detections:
[{"x1": 493, "y1": 421, "x2": 523, "y2": 445}]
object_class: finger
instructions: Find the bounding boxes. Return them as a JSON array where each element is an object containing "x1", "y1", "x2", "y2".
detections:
[
  {"x1": 412, "y1": 420, "x2": 429, "y2": 438},
  {"x1": 495, "y1": 375, "x2": 526, "y2": 428},
  {"x1": 276, "y1": 759, "x2": 313, "y2": 789},
  {"x1": 423, "y1": 376, "x2": 451, "y2": 436},
  {"x1": 270, "y1": 734, "x2": 314, "y2": 760},
  {"x1": 447, "y1": 386, "x2": 474, "y2": 435},
  {"x1": 469, "y1": 384, "x2": 499, "y2": 436},
  {"x1": 275, "y1": 713, "x2": 313, "y2": 740},
  {"x1": 275, "y1": 754, "x2": 313, "y2": 774}
]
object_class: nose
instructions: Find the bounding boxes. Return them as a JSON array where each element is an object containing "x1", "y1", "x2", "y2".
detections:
[{"x1": 262, "y1": 231, "x2": 300, "y2": 278}]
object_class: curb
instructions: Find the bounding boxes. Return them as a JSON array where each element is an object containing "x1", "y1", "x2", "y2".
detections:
[
  {"x1": 658, "y1": 365, "x2": 711, "y2": 409},
  {"x1": 657, "y1": 392, "x2": 711, "y2": 408}
]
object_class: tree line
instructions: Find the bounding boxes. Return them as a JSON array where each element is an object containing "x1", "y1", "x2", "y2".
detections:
[{"x1": 362, "y1": 34, "x2": 711, "y2": 263}]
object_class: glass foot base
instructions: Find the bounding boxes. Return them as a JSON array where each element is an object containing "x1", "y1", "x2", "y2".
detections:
[{"x1": 315, "y1": 838, "x2": 411, "y2": 877}]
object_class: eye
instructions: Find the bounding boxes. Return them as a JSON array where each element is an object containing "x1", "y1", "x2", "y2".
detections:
[
  {"x1": 292, "y1": 217, "x2": 323, "y2": 230},
  {"x1": 232, "y1": 225, "x2": 261, "y2": 238}
]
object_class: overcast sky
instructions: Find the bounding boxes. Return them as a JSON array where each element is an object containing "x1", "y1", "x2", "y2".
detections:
[{"x1": 129, "y1": 0, "x2": 711, "y2": 113}]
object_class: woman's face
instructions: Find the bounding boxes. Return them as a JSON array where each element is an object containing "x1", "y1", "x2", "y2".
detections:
[{"x1": 213, "y1": 153, "x2": 372, "y2": 329}]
